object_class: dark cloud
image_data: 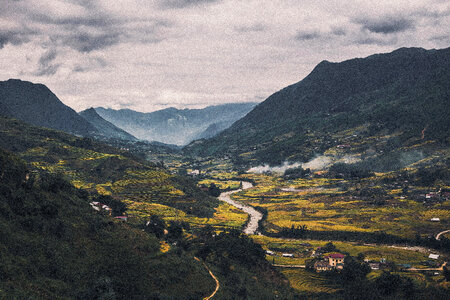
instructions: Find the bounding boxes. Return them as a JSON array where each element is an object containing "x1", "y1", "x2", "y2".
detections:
[
  {"x1": 331, "y1": 27, "x2": 346, "y2": 36},
  {"x1": 295, "y1": 31, "x2": 321, "y2": 41},
  {"x1": 235, "y1": 23, "x2": 267, "y2": 33},
  {"x1": 355, "y1": 16, "x2": 415, "y2": 34},
  {"x1": 0, "y1": 29, "x2": 36, "y2": 49},
  {"x1": 73, "y1": 57, "x2": 108, "y2": 73},
  {"x1": 34, "y1": 49, "x2": 61, "y2": 76},
  {"x1": 58, "y1": 32, "x2": 122, "y2": 53},
  {"x1": 353, "y1": 36, "x2": 397, "y2": 46},
  {"x1": 429, "y1": 34, "x2": 450, "y2": 42},
  {"x1": 160, "y1": 0, "x2": 221, "y2": 9}
]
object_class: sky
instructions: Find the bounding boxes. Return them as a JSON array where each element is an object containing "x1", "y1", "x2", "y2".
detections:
[{"x1": 0, "y1": 0, "x2": 448, "y2": 112}]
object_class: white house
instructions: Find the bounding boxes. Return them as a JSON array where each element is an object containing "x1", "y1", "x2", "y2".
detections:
[{"x1": 429, "y1": 254, "x2": 439, "y2": 260}]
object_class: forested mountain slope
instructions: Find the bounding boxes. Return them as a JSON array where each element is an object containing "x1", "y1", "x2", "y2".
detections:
[
  {"x1": 185, "y1": 47, "x2": 450, "y2": 166},
  {"x1": 0, "y1": 79, "x2": 96, "y2": 136}
]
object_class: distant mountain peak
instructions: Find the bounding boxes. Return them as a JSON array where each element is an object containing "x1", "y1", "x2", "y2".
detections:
[
  {"x1": 79, "y1": 108, "x2": 137, "y2": 141},
  {"x1": 95, "y1": 102, "x2": 258, "y2": 145}
]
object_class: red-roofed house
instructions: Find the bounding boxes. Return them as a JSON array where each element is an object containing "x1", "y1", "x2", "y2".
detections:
[{"x1": 326, "y1": 253, "x2": 345, "y2": 267}]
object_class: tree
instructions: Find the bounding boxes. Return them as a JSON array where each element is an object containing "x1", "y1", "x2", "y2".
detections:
[
  {"x1": 145, "y1": 215, "x2": 166, "y2": 238},
  {"x1": 167, "y1": 221, "x2": 183, "y2": 241},
  {"x1": 444, "y1": 265, "x2": 450, "y2": 282},
  {"x1": 208, "y1": 183, "x2": 221, "y2": 197},
  {"x1": 375, "y1": 272, "x2": 402, "y2": 296}
]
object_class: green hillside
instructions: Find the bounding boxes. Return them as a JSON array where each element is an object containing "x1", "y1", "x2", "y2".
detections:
[
  {"x1": 0, "y1": 79, "x2": 96, "y2": 136},
  {"x1": 0, "y1": 121, "x2": 296, "y2": 299},
  {"x1": 0, "y1": 116, "x2": 218, "y2": 218},
  {"x1": 0, "y1": 148, "x2": 215, "y2": 299},
  {"x1": 185, "y1": 47, "x2": 450, "y2": 167}
]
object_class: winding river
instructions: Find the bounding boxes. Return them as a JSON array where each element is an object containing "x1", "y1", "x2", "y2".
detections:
[{"x1": 218, "y1": 181, "x2": 262, "y2": 235}]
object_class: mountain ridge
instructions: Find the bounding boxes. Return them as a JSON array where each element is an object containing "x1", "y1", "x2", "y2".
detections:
[
  {"x1": 184, "y1": 47, "x2": 450, "y2": 166},
  {"x1": 0, "y1": 79, "x2": 96, "y2": 136},
  {"x1": 79, "y1": 107, "x2": 137, "y2": 141},
  {"x1": 95, "y1": 102, "x2": 258, "y2": 145}
]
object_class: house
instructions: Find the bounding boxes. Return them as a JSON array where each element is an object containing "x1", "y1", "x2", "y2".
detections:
[
  {"x1": 188, "y1": 170, "x2": 200, "y2": 176},
  {"x1": 90, "y1": 202, "x2": 112, "y2": 215},
  {"x1": 311, "y1": 247, "x2": 324, "y2": 257},
  {"x1": 429, "y1": 254, "x2": 439, "y2": 260},
  {"x1": 326, "y1": 253, "x2": 345, "y2": 267},
  {"x1": 430, "y1": 218, "x2": 440, "y2": 222},
  {"x1": 266, "y1": 250, "x2": 275, "y2": 256},
  {"x1": 314, "y1": 260, "x2": 332, "y2": 272},
  {"x1": 282, "y1": 253, "x2": 294, "y2": 258},
  {"x1": 369, "y1": 263, "x2": 380, "y2": 270}
]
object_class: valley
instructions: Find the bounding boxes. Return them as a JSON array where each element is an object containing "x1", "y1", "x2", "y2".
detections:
[{"x1": 0, "y1": 46, "x2": 449, "y2": 299}]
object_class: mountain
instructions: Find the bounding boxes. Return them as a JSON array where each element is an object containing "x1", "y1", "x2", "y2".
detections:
[
  {"x1": 95, "y1": 102, "x2": 258, "y2": 145},
  {"x1": 0, "y1": 79, "x2": 96, "y2": 136},
  {"x1": 185, "y1": 47, "x2": 450, "y2": 166},
  {"x1": 79, "y1": 107, "x2": 137, "y2": 141},
  {"x1": 194, "y1": 121, "x2": 232, "y2": 140}
]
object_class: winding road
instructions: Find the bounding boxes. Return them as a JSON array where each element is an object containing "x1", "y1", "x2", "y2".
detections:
[
  {"x1": 436, "y1": 229, "x2": 450, "y2": 241},
  {"x1": 218, "y1": 181, "x2": 263, "y2": 235},
  {"x1": 194, "y1": 257, "x2": 220, "y2": 300}
]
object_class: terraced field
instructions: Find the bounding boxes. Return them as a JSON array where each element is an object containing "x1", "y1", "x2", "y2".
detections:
[
  {"x1": 280, "y1": 269, "x2": 339, "y2": 294},
  {"x1": 232, "y1": 174, "x2": 449, "y2": 239}
]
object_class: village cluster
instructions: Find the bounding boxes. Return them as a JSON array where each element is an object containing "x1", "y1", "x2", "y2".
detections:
[{"x1": 266, "y1": 245, "x2": 444, "y2": 274}]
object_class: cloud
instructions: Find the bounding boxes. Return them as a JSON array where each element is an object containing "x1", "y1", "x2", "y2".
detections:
[
  {"x1": 59, "y1": 31, "x2": 122, "y2": 53},
  {"x1": 355, "y1": 16, "x2": 415, "y2": 34},
  {"x1": 235, "y1": 23, "x2": 267, "y2": 33},
  {"x1": 160, "y1": 0, "x2": 222, "y2": 9},
  {"x1": 353, "y1": 35, "x2": 398, "y2": 46},
  {"x1": 33, "y1": 49, "x2": 61, "y2": 76},
  {"x1": 295, "y1": 30, "x2": 321, "y2": 41},
  {"x1": 73, "y1": 57, "x2": 108, "y2": 73},
  {"x1": 0, "y1": 29, "x2": 36, "y2": 49}
]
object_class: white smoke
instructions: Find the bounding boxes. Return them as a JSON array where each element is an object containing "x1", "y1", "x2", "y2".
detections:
[
  {"x1": 247, "y1": 161, "x2": 302, "y2": 174},
  {"x1": 246, "y1": 154, "x2": 362, "y2": 174},
  {"x1": 301, "y1": 156, "x2": 333, "y2": 170}
]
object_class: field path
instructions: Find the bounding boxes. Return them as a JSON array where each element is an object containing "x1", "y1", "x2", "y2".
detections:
[
  {"x1": 273, "y1": 264, "x2": 306, "y2": 268},
  {"x1": 194, "y1": 257, "x2": 220, "y2": 300},
  {"x1": 436, "y1": 229, "x2": 450, "y2": 240},
  {"x1": 218, "y1": 181, "x2": 263, "y2": 235}
]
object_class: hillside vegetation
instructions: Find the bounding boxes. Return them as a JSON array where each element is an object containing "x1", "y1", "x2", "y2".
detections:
[
  {"x1": 0, "y1": 79, "x2": 96, "y2": 136},
  {"x1": 185, "y1": 47, "x2": 450, "y2": 167},
  {"x1": 0, "y1": 148, "x2": 216, "y2": 299},
  {"x1": 0, "y1": 116, "x2": 218, "y2": 218}
]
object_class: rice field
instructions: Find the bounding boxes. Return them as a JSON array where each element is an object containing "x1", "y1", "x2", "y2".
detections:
[{"x1": 231, "y1": 175, "x2": 449, "y2": 239}]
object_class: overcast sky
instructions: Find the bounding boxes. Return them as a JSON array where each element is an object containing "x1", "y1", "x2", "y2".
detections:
[{"x1": 0, "y1": 0, "x2": 448, "y2": 112}]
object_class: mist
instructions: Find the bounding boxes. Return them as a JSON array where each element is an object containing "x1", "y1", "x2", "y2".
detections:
[{"x1": 247, "y1": 154, "x2": 364, "y2": 174}]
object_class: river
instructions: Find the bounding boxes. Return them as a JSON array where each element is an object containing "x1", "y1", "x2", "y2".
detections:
[{"x1": 218, "y1": 181, "x2": 262, "y2": 235}]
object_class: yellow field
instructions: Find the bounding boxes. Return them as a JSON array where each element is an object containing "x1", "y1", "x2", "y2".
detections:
[
  {"x1": 231, "y1": 175, "x2": 449, "y2": 238},
  {"x1": 125, "y1": 200, "x2": 248, "y2": 229}
]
